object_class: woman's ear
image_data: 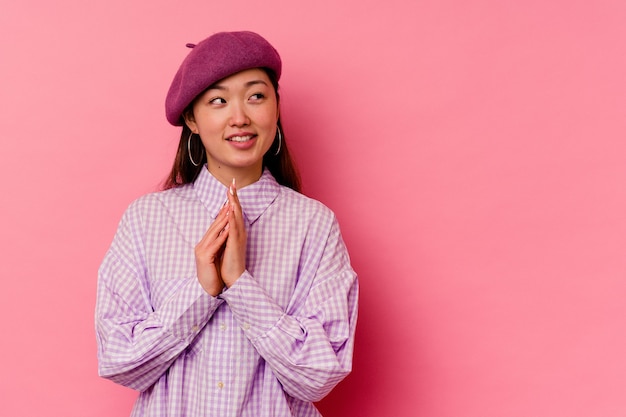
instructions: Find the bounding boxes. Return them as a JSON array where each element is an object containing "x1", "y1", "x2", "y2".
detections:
[{"x1": 183, "y1": 109, "x2": 198, "y2": 133}]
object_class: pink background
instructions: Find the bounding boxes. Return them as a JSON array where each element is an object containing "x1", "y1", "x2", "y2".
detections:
[{"x1": 1, "y1": 1, "x2": 625, "y2": 416}]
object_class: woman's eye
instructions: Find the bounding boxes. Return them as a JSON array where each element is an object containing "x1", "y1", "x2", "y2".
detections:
[
  {"x1": 250, "y1": 93, "x2": 265, "y2": 101},
  {"x1": 209, "y1": 97, "x2": 226, "y2": 105}
]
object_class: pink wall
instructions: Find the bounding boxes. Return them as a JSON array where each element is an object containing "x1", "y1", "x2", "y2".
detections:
[{"x1": 1, "y1": 1, "x2": 625, "y2": 416}]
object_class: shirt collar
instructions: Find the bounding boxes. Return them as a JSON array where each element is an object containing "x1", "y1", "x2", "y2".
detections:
[{"x1": 193, "y1": 166, "x2": 280, "y2": 225}]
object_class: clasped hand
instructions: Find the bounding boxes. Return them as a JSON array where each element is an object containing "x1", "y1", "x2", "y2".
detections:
[{"x1": 195, "y1": 180, "x2": 247, "y2": 296}]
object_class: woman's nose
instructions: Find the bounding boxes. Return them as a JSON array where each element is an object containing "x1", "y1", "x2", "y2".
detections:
[{"x1": 229, "y1": 102, "x2": 250, "y2": 126}]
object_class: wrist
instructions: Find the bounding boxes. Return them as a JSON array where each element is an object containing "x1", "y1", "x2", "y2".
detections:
[{"x1": 198, "y1": 278, "x2": 225, "y2": 297}]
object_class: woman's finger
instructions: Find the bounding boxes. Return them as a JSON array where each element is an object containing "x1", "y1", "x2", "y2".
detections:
[
  {"x1": 196, "y1": 203, "x2": 229, "y2": 248},
  {"x1": 221, "y1": 179, "x2": 247, "y2": 286},
  {"x1": 227, "y1": 178, "x2": 245, "y2": 227}
]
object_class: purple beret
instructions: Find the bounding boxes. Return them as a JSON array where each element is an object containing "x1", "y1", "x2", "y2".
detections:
[{"x1": 165, "y1": 31, "x2": 282, "y2": 126}]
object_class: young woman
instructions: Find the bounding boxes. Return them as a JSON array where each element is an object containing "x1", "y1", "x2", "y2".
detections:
[{"x1": 96, "y1": 31, "x2": 358, "y2": 417}]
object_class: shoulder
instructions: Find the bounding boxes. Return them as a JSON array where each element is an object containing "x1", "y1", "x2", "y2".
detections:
[
  {"x1": 279, "y1": 186, "x2": 332, "y2": 211},
  {"x1": 123, "y1": 184, "x2": 197, "y2": 222},
  {"x1": 277, "y1": 186, "x2": 338, "y2": 225}
]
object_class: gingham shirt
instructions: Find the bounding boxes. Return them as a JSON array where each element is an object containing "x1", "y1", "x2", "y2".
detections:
[{"x1": 96, "y1": 167, "x2": 358, "y2": 417}]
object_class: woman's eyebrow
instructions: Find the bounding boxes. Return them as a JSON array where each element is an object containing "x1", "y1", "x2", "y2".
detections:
[{"x1": 244, "y1": 80, "x2": 269, "y2": 88}]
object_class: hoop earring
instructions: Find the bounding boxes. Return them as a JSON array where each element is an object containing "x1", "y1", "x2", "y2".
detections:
[
  {"x1": 187, "y1": 132, "x2": 203, "y2": 167},
  {"x1": 274, "y1": 126, "x2": 282, "y2": 156}
]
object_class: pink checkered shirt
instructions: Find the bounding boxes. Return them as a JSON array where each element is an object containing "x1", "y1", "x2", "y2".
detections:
[{"x1": 96, "y1": 167, "x2": 358, "y2": 416}]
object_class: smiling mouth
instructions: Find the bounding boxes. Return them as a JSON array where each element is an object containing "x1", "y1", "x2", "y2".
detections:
[{"x1": 227, "y1": 135, "x2": 255, "y2": 142}]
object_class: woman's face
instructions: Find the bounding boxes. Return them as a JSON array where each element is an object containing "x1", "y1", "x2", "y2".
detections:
[{"x1": 185, "y1": 68, "x2": 279, "y2": 183}]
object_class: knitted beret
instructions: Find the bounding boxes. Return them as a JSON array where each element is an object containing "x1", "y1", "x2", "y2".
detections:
[{"x1": 165, "y1": 31, "x2": 282, "y2": 126}]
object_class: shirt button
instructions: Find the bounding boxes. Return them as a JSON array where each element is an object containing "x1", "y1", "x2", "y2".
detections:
[
  {"x1": 191, "y1": 325, "x2": 199, "y2": 332},
  {"x1": 217, "y1": 381, "x2": 224, "y2": 389},
  {"x1": 219, "y1": 323, "x2": 227, "y2": 331},
  {"x1": 243, "y1": 323, "x2": 251, "y2": 330}
]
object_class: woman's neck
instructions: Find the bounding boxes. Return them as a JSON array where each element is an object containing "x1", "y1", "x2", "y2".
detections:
[{"x1": 206, "y1": 164, "x2": 263, "y2": 189}]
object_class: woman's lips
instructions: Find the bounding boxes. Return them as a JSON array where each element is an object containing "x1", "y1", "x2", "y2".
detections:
[
  {"x1": 226, "y1": 134, "x2": 257, "y2": 149},
  {"x1": 226, "y1": 135, "x2": 254, "y2": 142}
]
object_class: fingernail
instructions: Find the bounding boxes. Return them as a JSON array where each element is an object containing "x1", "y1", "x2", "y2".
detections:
[{"x1": 229, "y1": 185, "x2": 234, "y2": 196}]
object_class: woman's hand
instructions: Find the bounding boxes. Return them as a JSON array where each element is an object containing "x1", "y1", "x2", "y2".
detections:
[
  {"x1": 195, "y1": 202, "x2": 230, "y2": 296},
  {"x1": 220, "y1": 179, "x2": 247, "y2": 288}
]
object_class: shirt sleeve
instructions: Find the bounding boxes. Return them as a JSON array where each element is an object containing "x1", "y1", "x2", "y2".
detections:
[
  {"x1": 219, "y1": 215, "x2": 359, "y2": 402},
  {"x1": 95, "y1": 201, "x2": 224, "y2": 392}
]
